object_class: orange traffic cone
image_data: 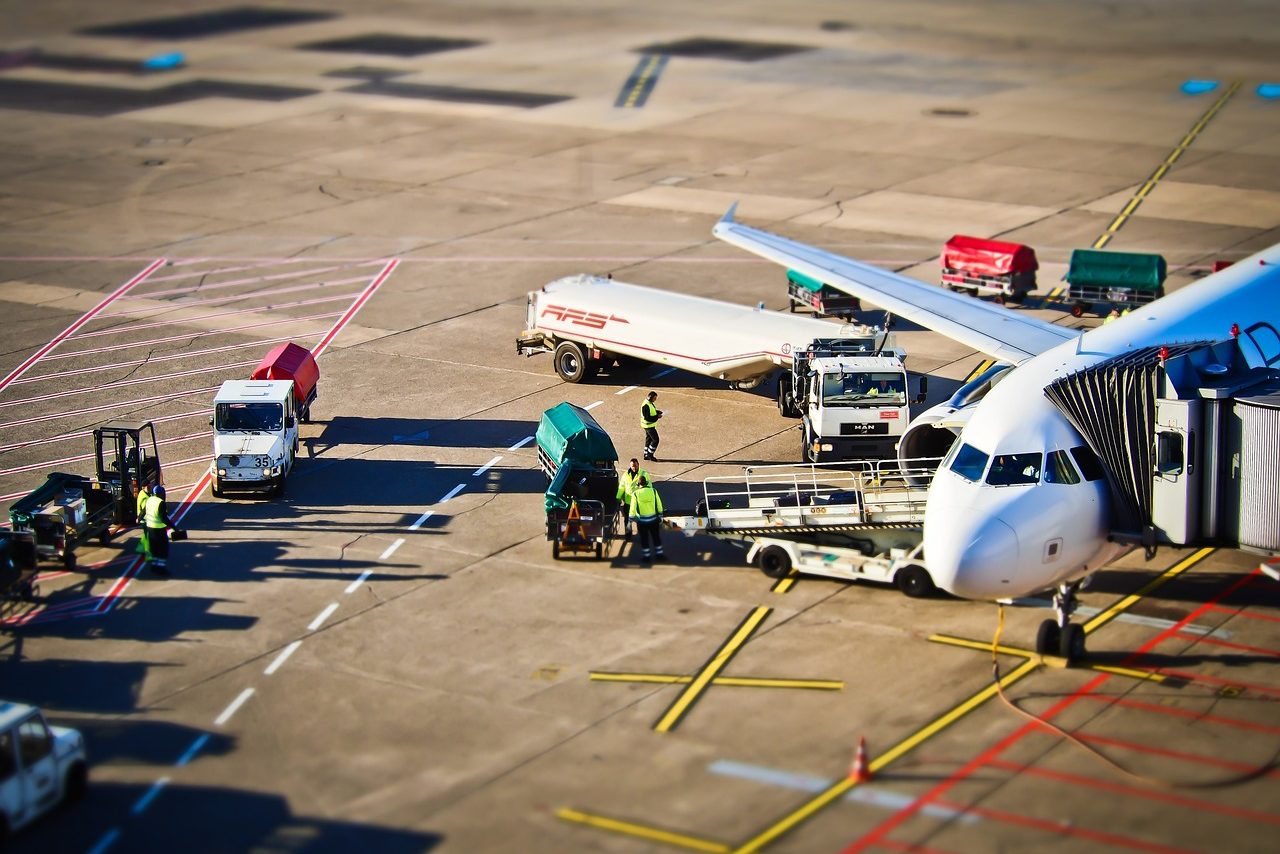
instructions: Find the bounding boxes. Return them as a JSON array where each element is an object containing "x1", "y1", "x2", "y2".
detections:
[{"x1": 849, "y1": 736, "x2": 871, "y2": 783}]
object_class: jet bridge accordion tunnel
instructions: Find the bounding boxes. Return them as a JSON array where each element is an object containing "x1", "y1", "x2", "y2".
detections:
[{"x1": 1044, "y1": 330, "x2": 1280, "y2": 557}]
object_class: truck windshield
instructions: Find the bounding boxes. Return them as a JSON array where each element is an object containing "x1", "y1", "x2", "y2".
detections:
[
  {"x1": 821, "y1": 372, "x2": 905, "y2": 407},
  {"x1": 217, "y1": 402, "x2": 283, "y2": 432}
]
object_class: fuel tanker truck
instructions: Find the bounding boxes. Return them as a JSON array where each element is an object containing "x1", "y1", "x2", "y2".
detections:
[{"x1": 516, "y1": 274, "x2": 925, "y2": 461}]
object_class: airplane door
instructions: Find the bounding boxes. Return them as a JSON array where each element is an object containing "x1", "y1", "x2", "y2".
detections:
[{"x1": 1151, "y1": 398, "x2": 1201, "y2": 545}]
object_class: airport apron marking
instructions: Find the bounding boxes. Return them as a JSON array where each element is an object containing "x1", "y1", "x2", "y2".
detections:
[{"x1": 615, "y1": 53, "x2": 669, "y2": 108}]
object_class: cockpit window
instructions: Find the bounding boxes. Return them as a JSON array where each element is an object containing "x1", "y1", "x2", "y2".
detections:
[
  {"x1": 1045, "y1": 449, "x2": 1081, "y2": 484},
  {"x1": 948, "y1": 443, "x2": 989, "y2": 482},
  {"x1": 987, "y1": 452, "x2": 1041, "y2": 486},
  {"x1": 1069, "y1": 445, "x2": 1106, "y2": 481}
]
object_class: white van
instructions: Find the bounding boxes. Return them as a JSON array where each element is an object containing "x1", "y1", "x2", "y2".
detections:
[
  {"x1": 211, "y1": 380, "x2": 299, "y2": 499},
  {"x1": 0, "y1": 701, "x2": 87, "y2": 838}
]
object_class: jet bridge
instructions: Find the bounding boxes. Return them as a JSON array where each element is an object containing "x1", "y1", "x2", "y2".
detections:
[{"x1": 1044, "y1": 329, "x2": 1280, "y2": 556}]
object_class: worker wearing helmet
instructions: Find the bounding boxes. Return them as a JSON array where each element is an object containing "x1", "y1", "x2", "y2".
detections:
[
  {"x1": 616, "y1": 458, "x2": 651, "y2": 542},
  {"x1": 628, "y1": 475, "x2": 666, "y2": 564},
  {"x1": 641, "y1": 391, "x2": 663, "y2": 462},
  {"x1": 134, "y1": 480, "x2": 153, "y2": 562},
  {"x1": 143, "y1": 485, "x2": 181, "y2": 576}
]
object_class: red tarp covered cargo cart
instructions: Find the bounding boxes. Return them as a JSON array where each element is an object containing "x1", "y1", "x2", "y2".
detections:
[
  {"x1": 941, "y1": 235, "x2": 1038, "y2": 303},
  {"x1": 251, "y1": 342, "x2": 319, "y2": 421}
]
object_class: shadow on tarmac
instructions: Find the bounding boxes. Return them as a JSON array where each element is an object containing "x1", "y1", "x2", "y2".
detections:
[{"x1": 7, "y1": 780, "x2": 441, "y2": 854}]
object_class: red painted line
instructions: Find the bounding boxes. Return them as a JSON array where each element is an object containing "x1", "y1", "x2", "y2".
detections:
[
  {"x1": 931, "y1": 797, "x2": 1200, "y2": 854},
  {"x1": 987, "y1": 759, "x2": 1280, "y2": 825},
  {"x1": 0, "y1": 386, "x2": 222, "y2": 433},
  {"x1": 841, "y1": 569, "x2": 1262, "y2": 854},
  {"x1": 68, "y1": 291, "x2": 362, "y2": 340},
  {"x1": 102, "y1": 275, "x2": 370, "y2": 316},
  {"x1": 1125, "y1": 664, "x2": 1280, "y2": 698},
  {"x1": 1076, "y1": 694, "x2": 1280, "y2": 734},
  {"x1": 0, "y1": 430, "x2": 207, "y2": 478},
  {"x1": 143, "y1": 257, "x2": 303, "y2": 282},
  {"x1": 44, "y1": 311, "x2": 341, "y2": 360},
  {"x1": 1073, "y1": 732, "x2": 1280, "y2": 778},
  {"x1": 0, "y1": 258, "x2": 165, "y2": 393},
  {"x1": 312, "y1": 258, "x2": 399, "y2": 358},
  {"x1": 1204, "y1": 604, "x2": 1280, "y2": 623},
  {"x1": 0, "y1": 359, "x2": 257, "y2": 411},
  {"x1": 12, "y1": 337, "x2": 298, "y2": 387},
  {"x1": 875, "y1": 839, "x2": 958, "y2": 854},
  {"x1": 1173, "y1": 631, "x2": 1280, "y2": 658},
  {"x1": 0, "y1": 409, "x2": 203, "y2": 454}
]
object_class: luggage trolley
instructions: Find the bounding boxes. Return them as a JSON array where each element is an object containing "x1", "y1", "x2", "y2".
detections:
[{"x1": 1065, "y1": 248, "x2": 1166, "y2": 317}]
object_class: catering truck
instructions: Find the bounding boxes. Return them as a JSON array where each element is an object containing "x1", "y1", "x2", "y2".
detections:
[
  {"x1": 516, "y1": 275, "x2": 922, "y2": 461},
  {"x1": 211, "y1": 343, "x2": 318, "y2": 499}
]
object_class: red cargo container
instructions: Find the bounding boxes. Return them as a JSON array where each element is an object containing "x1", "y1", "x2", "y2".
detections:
[
  {"x1": 250, "y1": 342, "x2": 319, "y2": 421},
  {"x1": 941, "y1": 235, "x2": 1038, "y2": 304}
]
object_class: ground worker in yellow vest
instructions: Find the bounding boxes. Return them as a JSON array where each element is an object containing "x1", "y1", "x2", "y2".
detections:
[
  {"x1": 1104, "y1": 307, "x2": 1121, "y2": 324},
  {"x1": 133, "y1": 480, "x2": 152, "y2": 562},
  {"x1": 641, "y1": 391, "x2": 663, "y2": 462},
  {"x1": 616, "y1": 458, "x2": 651, "y2": 542},
  {"x1": 143, "y1": 485, "x2": 182, "y2": 576},
  {"x1": 628, "y1": 475, "x2": 665, "y2": 563}
]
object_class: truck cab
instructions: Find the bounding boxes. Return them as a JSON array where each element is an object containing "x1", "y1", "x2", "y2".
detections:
[
  {"x1": 211, "y1": 380, "x2": 298, "y2": 499},
  {"x1": 0, "y1": 701, "x2": 87, "y2": 838}
]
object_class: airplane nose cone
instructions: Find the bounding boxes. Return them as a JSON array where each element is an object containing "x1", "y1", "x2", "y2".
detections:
[{"x1": 926, "y1": 516, "x2": 1020, "y2": 600}]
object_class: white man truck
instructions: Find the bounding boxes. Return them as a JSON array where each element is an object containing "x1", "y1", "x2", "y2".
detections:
[
  {"x1": 211, "y1": 343, "x2": 318, "y2": 499},
  {"x1": 516, "y1": 274, "x2": 923, "y2": 461}
]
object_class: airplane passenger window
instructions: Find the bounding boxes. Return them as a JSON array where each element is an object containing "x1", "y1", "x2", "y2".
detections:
[
  {"x1": 1045, "y1": 449, "x2": 1081, "y2": 484},
  {"x1": 987, "y1": 452, "x2": 1042, "y2": 486},
  {"x1": 948, "y1": 443, "x2": 989, "y2": 482},
  {"x1": 1069, "y1": 445, "x2": 1106, "y2": 481}
]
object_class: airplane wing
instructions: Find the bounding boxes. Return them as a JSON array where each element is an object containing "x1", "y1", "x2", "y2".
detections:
[{"x1": 713, "y1": 205, "x2": 1078, "y2": 365}]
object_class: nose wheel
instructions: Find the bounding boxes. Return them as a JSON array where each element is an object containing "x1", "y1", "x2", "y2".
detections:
[{"x1": 1035, "y1": 581, "x2": 1086, "y2": 662}]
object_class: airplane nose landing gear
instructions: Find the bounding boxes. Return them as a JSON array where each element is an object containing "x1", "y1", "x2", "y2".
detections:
[{"x1": 1036, "y1": 580, "x2": 1086, "y2": 662}]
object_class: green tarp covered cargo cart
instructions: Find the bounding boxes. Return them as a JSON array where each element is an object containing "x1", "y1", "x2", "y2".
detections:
[
  {"x1": 786, "y1": 269, "x2": 861, "y2": 319},
  {"x1": 536, "y1": 403, "x2": 620, "y2": 559},
  {"x1": 1066, "y1": 249, "x2": 1166, "y2": 317}
]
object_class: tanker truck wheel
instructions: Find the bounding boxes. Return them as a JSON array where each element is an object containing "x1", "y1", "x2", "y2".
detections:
[{"x1": 553, "y1": 341, "x2": 588, "y2": 383}]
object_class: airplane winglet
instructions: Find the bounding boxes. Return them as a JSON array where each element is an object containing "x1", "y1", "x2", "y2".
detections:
[{"x1": 720, "y1": 202, "x2": 738, "y2": 224}]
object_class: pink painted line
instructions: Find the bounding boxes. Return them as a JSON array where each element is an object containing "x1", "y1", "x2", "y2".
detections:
[
  {"x1": 312, "y1": 258, "x2": 399, "y2": 358},
  {"x1": 100, "y1": 275, "x2": 371, "y2": 317},
  {"x1": 13, "y1": 337, "x2": 298, "y2": 387},
  {"x1": 0, "y1": 359, "x2": 257, "y2": 411},
  {"x1": 143, "y1": 257, "x2": 320, "y2": 284},
  {"x1": 45, "y1": 311, "x2": 341, "y2": 360},
  {"x1": 0, "y1": 409, "x2": 205, "y2": 455},
  {"x1": 0, "y1": 258, "x2": 165, "y2": 394},
  {"x1": 0, "y1": 430, "x2": 207, "y2": 478},
  {"x1": 0, "y1": 385, "x2": 221, "y2": 432},
  {"x1": 68, "y1": 291, "x2": 363, "y2": 340}
]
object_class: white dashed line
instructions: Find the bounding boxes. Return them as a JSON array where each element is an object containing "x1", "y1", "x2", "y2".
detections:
[
  {"x1": 439, "y1": 483, "x2": 466, "y2": 503},
  {"x1": 214, "y1": 688, "x2": 255, "y2": 726},
  {"x1": 408, "y1": 510, "x2": 433, "y2": 530},
  {"x1": 473, "y1": 455, "x2": 502, "y2": 476},
  {"x1": 131, "y1": 777, "x2": 169, "y2": 815},
  {"x1": 87, "y1": 827, "x2": 121, "y2": 854},
  {"x1": 345, "y1": 569, "x2": 373, "y2": 593},
  {"x1": 175, "y1": 733, "x2": 209, "y2": 767},
  {"x1": 616, "y1": 385, "x2": 637, "y2": 395},
  {"x1": 264, "y1": 641, "x2": 302, "y2": 675},
  {"x1": 584, "y1": 400, "x2": 603, "y2": 410},
  {"x1": 379, "y1": 538, "x2": 405, "y2": 560},
  {"x1": 308, "y1": 602, "x2": 339, "y2": 631},
  {"x1": 508, "y1": 435, "x2": 533, "y2": 451}
]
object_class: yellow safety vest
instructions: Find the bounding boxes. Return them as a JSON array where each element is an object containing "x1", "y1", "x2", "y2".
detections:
[
  {"x1": 641, "y1": 400, "x2": 661, "y2": 429},
  {"x1": 616, "y1": 468, "x2": 651, "y2": 501},
  {"x1": 136, "y1": 485, "x2": 150, "y2": 520},
  {"x1": 143, "y1": 494, "x2": 167, "y2": 529},
  {"x1": 629, "y1": 486, "x2": 664, "y2": 520}
]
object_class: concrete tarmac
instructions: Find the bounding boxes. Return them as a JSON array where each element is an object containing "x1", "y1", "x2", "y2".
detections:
[{"x1": 1, "y1": 2, "x2": 1278, "y2": 852}]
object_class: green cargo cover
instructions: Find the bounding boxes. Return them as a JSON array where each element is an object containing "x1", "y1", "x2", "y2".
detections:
[
  {"x1": 538, "y1": 403, "x2": 618, "y2": 511},
  {"x1": 787, "y1": 269, "x2": 825, "y2": 293},
  {"x1": 1066, "y1": 249, "x2": 1167, "y2": 293}
]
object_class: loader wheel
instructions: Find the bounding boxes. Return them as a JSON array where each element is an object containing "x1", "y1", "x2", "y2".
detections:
[
  {"x1": 552, "y1": 539, "x2": 561, "y2": 560},
  {"x1": 894, "y1": 565, "x2": 934, "y2": 598},
  {"x1": 553, "y1": 341, "x2": 588, "y2": 383},
  {"x1": 759, "y1": 545, "x2": 792, "y2": 579},
  {"x1": 1071, "y1": 303, "x2": 1085, "y2": 318},
  {"x1": 63, "y1": 550, "x2": 77, "y2": 571}
]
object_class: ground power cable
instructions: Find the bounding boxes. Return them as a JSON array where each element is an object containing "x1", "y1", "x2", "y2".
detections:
[{"x1": 989, "y1": 603, "x2": 1280, "y2": 789}]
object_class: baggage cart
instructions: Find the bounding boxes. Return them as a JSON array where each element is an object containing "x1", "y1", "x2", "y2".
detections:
[
  {"x1": 940, "y1": 235, "x2": 1038, "y2": 304},
  {"x1": 1065, "y1": 248, "x2": 1166, "y2": 317},
  {"x1": 537, "y1": 403, "x2": 620, "y2": 559},
  {"x1": 786, "y1": 269, "x2": 861, "y2": 318},
  {"x1": 8, "y1": 473, "x2": 117, "y2": 570}
]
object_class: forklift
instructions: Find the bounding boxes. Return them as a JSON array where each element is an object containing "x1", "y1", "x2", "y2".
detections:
[{"x1": 6, "y1": 421, "x2": 163, "y2": 574}]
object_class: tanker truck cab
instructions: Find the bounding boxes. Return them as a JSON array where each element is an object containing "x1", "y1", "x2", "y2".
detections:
[{"x1": 211, "y1": 380, "x2": 298, "y2": 499}]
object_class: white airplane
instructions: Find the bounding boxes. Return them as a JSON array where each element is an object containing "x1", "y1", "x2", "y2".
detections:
[{"x1": 714, "y1": 204, "x2": 1280, "y2": 659}]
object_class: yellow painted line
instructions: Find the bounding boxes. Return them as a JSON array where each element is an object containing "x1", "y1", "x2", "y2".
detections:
[
  {"x1": 654, "y1": 606, "x2": 771, "y2": 732},
  {"x1": 557, "y1": 808, "x2": 730, "y2": 853},
  {"x1": 1083, "y1": 547, "x2": 1214, "y2": 633},
  {"x1": 624, "y1": 54, "x2": 661, "y2": 107},
  {"x1": 732, "y1": 657, "x2": 1043, "y2": 853},
  {"x1": 928, "y1": 634, "x2": 1167, "y2": 683},
  {"x1": 770, "y1": 568, "x2": 798, "y2": 594},
  {"x1": 590, "y1": 672, "x2": 844, "y2": 690},
  {"x1": 1091, "y1": 81, "x2": 1240, "y2": 249},
  {"x1": 964, "y1": 359, "x2": 995, "y2": 383}
]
